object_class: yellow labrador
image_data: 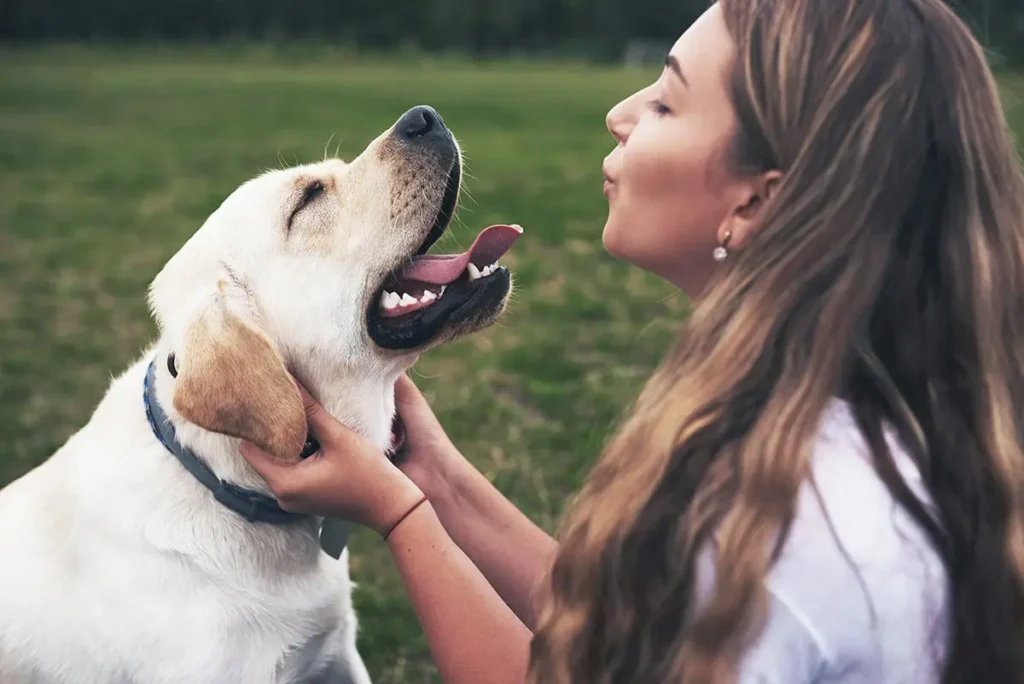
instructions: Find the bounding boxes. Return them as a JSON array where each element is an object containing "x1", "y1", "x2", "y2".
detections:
[{"x1": 0, "y1": 106, "x2": 521, "y2": 684}]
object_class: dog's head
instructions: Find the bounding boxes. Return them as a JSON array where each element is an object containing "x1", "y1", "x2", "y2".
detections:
[{"x1": 148, "y1": 106, "x2": 519, "y2": 462}]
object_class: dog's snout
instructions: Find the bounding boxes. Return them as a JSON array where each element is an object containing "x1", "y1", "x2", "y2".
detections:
[{"x1": 394, "y1": 106, "x2": 449, "y2": 148}]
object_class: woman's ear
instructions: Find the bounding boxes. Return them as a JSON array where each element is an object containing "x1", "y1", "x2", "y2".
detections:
[
  {"x1": 718, "y1": 170, "x2": 783, "y2": 250},
  {"x1": 171, "y1": 294, "x2": 307, "y2": 463}
]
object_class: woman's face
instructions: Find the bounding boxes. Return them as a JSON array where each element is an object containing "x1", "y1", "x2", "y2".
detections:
[{"x1": 602, "y1": 4, "x2": 754, "y2": 296}]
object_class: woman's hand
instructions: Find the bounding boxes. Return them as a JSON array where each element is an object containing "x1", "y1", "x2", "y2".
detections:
[
  {"x1": 239, "y1": 384, "x2": 424, "y2": 536},
  {"x1": 391, "y1": 374, "x2": 465, "y2": 500},
  {"x1": 239, "y1": 382, "x2": 533, "y2": 684}
]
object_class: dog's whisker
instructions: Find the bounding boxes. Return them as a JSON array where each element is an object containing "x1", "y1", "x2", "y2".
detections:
[
  {"x1": 409, "y1": 364, "x2": 446, "y2": 381},
  {"x1": 323, "y1": 133, "x2": 336, "y2": 161}
]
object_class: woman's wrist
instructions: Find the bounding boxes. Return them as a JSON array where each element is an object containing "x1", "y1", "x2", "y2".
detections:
[
  {"x1": 401, "y1": 440, "x2": 469, "y2": 505},
  {"x1": 368, "y1": 468, "x2": 427, "y2": 536},
  {"x1": 382, "y1": 492, "x2": 430, "y2": 540},
  {"x1": 383, "y1": 498, "x2": 440, "y2": 549}
]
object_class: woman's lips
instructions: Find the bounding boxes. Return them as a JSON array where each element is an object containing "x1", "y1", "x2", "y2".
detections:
[
  {"x1": 602, "y1": 160, "x2": 617, "y2": 182},
  {"x1": 602, "y1": 162, "x2": 617, "y2": 197}
]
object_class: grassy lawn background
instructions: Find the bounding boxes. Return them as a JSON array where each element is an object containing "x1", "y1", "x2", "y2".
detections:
[{"x1": 1, "y1": 47, "x2": 1022, "y2": 682}]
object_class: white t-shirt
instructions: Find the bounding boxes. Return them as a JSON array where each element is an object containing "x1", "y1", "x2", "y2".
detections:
[{"x1": 696, "y1": 399, "x2": 950, "y2": 683}]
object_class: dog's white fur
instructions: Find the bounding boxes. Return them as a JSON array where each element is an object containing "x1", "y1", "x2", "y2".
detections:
[{"x1": 0, "y1": 115, "x2": 489, "y2": 683}]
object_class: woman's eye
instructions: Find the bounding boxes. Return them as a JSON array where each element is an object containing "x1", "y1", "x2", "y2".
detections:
[{"x1": 647, "y1": 99, "x2": 672, "y2": 116}]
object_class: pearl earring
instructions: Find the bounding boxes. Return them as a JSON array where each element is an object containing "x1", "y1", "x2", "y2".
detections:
[{"x1": 713, "y1": 231, "x2": 732, "y2": 262}]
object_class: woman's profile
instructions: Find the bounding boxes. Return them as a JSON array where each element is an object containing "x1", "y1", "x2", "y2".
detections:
[{"x1": 241, "y1": 0, "x2": 1024, "y2": 682}]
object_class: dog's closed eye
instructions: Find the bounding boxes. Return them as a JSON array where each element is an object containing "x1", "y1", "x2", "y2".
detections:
[{"x1": 288, "y1": 180, "x2": 326, "y2": 230}]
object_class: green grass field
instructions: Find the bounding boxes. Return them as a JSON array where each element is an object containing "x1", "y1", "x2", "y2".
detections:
[{"x1": 1, "y1": 47, "x2": 1022, "y2": 682}]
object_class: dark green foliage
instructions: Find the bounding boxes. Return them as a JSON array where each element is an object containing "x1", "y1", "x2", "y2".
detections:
[{"x1": 0, "y1": 1, "x2": 1020, "y2": 65}]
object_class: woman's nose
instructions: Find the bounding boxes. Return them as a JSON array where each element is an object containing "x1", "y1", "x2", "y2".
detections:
[{"x1": 606, "y1": 95, "x2": 638, "y2": 145}]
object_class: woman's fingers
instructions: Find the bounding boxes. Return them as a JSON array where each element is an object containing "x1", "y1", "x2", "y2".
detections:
[
  {"x1": 241, "y1": 380, "x2": 384, "y2": 505},
  {"x1": 238, "y1": 383, "x2": 340, "y2": 504}
]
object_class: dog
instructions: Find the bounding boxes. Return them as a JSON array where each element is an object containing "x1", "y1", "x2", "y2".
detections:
[{"x1": 0, "y1": 105, "x2": 521, "y2": 684}]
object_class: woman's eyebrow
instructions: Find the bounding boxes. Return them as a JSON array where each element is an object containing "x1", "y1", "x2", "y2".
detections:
[{"x1": 665, "y1": 55, "x2": 689, "y2": 87}]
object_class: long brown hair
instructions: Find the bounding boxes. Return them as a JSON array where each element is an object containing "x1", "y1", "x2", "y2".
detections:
[{"x1": 529, "y1": 1, "x2": 1024, "y2": 682}]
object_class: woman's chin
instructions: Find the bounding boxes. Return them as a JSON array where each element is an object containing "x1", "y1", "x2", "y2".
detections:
[
  {"x1": 601, "y1": 221, "x2": 630, "y2": 261},
  {"x1": 602, "y1": 223, "x2": 654, "y2": 271}
]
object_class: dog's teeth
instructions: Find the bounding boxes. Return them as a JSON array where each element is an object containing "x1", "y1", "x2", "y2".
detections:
[
  {"x1": 439, "y1": 285, "x2": 446, "y2": 297},
  {"x1": 481, "y1": 265, "x2": 491, "y2": 277},
  {"x1": 421, "y1": 290, "x2": 437, "y2": 303},
  {"x1": 382, "y1": 291, "x2": 399, "y2": 310},
  {"x1": 399, "y1": 293, "x2": 417, "y2": 306},
  {"x1": 467, "y1": 263, "x2": 482, "y2": 281}
]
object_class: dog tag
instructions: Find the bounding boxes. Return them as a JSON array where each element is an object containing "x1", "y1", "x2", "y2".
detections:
[{"x1": 319, "y1": 517, "x2": 352, "y2": 559}]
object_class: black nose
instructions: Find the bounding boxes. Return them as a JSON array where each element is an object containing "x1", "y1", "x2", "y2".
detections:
[{"x1": 394, "y1": 105, "x2": 448, "y2": 146}]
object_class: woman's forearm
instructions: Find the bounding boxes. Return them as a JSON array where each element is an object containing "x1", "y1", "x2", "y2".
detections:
[
  {"x1": 387, "y1": 501, "x2": 532, "y2": 684},
  {"x1": 426, "y1": 453, "x2": 559, "y2": 629}
]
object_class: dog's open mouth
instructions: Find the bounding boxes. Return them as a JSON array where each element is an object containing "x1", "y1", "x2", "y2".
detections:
[
  {"x1": 366, "y1": 161, "x2": 522, "y2": 350},
  {"x1": 367, "y1": 223, "x2": 522, "y2": 350},
  {"x1": 377, "y1": 223, "x2": 522, "y2": 318}
]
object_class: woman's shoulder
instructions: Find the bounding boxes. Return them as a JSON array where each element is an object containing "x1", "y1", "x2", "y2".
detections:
[
  {"x1": 755, "y1": 398, "x2": 949, "y2": 682},
  {"x1": 796, "y1": 398, "x2": 941, "y2": 574}
]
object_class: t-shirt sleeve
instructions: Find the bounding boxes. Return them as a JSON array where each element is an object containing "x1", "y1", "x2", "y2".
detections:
[{"x1": 734, "y1": 587, "x2": 827, "y2": 684}]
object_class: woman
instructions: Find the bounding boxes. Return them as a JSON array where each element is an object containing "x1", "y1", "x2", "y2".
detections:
[{"x1": 240, "y1": 1, "x2": 1024, "y2": 682}]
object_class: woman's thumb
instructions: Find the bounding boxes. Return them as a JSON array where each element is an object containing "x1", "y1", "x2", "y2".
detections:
[
  {"x1": 394, "y1": 374, "x2": 429, "y2": 413},
  {"x1": 293, "y1": 380, "x2": 375, "y2": 457}
]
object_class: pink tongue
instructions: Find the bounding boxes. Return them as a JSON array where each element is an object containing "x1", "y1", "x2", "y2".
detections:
[{"x1": 395, "y1": 224, "x2": 523, "y2": 285}]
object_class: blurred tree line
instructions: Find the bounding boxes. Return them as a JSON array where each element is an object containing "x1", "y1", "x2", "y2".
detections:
[{"x1": 1, "y1": 0, "x2": 1021, "y2": 65}]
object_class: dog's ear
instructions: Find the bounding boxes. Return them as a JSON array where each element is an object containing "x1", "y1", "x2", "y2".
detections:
[{"x1": 172, "y1": 297, "x2": 306, "y2": 463}]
